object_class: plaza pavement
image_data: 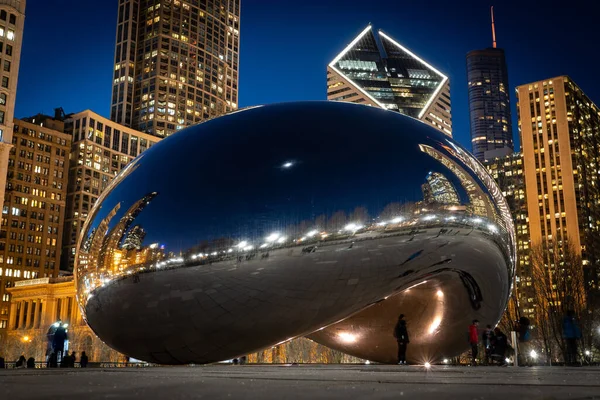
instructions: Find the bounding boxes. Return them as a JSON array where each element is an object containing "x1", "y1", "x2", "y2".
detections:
[{"x1": 1, "y1": 364, "x2": 600, "y2": 399}]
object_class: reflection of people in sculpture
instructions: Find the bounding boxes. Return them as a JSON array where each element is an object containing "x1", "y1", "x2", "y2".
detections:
[
  {"x1": 468, "y1": 319, "x2": 479, "y2": 366},
  {"x1": 52, "y1": 320, "x2": 68, "y2": 362},
  {"x1": 393, "y1": 314, "x2": 409, "y2": 365}
]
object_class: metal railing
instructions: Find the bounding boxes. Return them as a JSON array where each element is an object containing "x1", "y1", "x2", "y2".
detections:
[{"x1": 2, "y1": 361, "x2": 152, "y2": 369}]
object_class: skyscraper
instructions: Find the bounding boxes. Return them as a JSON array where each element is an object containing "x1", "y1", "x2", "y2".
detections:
[
  {"x1": 110, "y1": 0, "x2": 240, "y2": 137},
  {"x1": 0, "y1": 117, "x2": 71, "y2": 338},
  {"x1": 466, "y1": 7, "x2": 513, "y2": 162},
  {"x1": 517, "y1": 76, "x2": 600, "y2": 296},
  {"x1": 327, "y1": 25, "x2": 452, "y2": 136},
  {"x1": 484, "y1": 152, "x2": 533, "y2": 319},
  {"x1": 0, "y1": 0, "x2": 26, "y2": 220}
]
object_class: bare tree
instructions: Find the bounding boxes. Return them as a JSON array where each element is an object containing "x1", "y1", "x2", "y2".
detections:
[
  {"x1": 349, "y1": 206, "x2": 369, "y2": 224},
  {"x1": 327, "y1": 211, "x2": 347, "y2": 231},
  {"x1": 530, "y1": 238, "x2": 588, "y2": 363}
]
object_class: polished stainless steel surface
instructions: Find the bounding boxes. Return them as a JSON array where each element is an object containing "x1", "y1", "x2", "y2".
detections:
[{"x1": 75, "y1": 101, "x2": 515, "y2": 364}]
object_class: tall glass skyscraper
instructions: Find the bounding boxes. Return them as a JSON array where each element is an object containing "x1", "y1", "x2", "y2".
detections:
[
  {"x1": 110, "y1": 0, "x2": 240, "y2": 138},
  {"x1": 327, "y1": 25, "x2": 452, "y2": 136},
  {"x1": 466, "y1": 8, "x2": 513, "y2": 161}
]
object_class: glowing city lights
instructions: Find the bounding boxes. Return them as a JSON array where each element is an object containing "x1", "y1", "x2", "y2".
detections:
[
  {"x1": 530, "y1": 350, "x2": 537, "y2": 359},
  {"x1": 428, "y1": 316, "x2": 442, "y2": 334},
  {"x1": 277, "y1": 236, "x2": 287, "y2": 244},
  {"x1": 236, "y1": 241, "x2": 248, "y2": 248},
  {"x1": 344, "y1": 223, "x2": 363, "y2": 232},
  {"x1": 391, "y1": 216, "x2": 404, "y2": 223},
  {"x1": 266, "y1": 233, "x2": 280, "y2": 242},
  {"x1": 282, "y1": 161, "x2": 294, "y2": 168},
  {"x1": 424, "y1": 362, "x2": 431, "y2": 369},
  {"x1": 405, "y1": 281, "x2": 428, "y2": 291},
  {"x1": 337, "y1": 332, "x2": 357, "y2": 343}
]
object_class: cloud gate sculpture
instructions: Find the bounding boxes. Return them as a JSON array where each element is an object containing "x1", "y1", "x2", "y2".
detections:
[{"x1": 75, "y1": 101, "x2": 515, "y2": 364}]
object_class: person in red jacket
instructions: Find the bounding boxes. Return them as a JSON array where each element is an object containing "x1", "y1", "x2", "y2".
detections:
[{"x1": 469, "y1": 319, "x2": 480, "y2": 366}]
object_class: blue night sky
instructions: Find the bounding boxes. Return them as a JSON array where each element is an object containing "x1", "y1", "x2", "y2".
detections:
[{"x1": 15, "y1": 0, "x2": 595, "y2": 151}]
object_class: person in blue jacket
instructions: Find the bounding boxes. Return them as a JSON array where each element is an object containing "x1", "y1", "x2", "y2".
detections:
[{"x1": 562, "y1": 310, "x2": 582, "y2": 366}]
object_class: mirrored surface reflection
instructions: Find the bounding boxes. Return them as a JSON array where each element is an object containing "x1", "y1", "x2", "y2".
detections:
[{"x1": 75, "y1": 101, "x2": 515, "y2": 364}]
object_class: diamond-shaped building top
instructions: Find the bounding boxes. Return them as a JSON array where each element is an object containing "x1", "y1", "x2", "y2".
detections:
[{"x1": 327, "y1": 26, "x2": 452, "y2": 136}]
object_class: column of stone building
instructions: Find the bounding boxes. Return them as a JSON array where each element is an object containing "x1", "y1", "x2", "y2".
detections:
[
  {"x1": 8, "y1": 301, "x2": 18, "y2": 329},
  {"x1": 70, "y1": 296, "x2": 79, "y2": 327},
  {"x1": 18, "y1": 301, "x2": 27, "y2": 329},
  {"x1": 42, "y1": 298, "x2": 58, "y2": 328},
  {"x1": 26, "y1": 300, "x2": 34, "y2": 329},
  {"x1": 33, "y1": 299, "x2": 42, "y2": 329}
]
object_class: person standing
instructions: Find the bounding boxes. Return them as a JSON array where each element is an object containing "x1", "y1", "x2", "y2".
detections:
[
  {"x1": 80, "y1": 351, "x2": 89, "y2": 368},
  {"x1": 52, "y1": 320, "x2": 68, "y2": 363},
  {"x1": 562, "y1": 310, "x2": 582, "y2": 366},
  {"x1": 516, "y1": 316, "x2": 532, "y2": 366},
  {"x1": 482, "y1": 325, "x2": 494, "y2": 365},
  {"x1": 469, "y1": 320, "x2": 480, "y2": 366},
  {"x1": 491, "y1": 327, "x2": 508, "y2": 366},
  {"x1": 394, "y1": 314, "x2": 409, "y2": 365}
]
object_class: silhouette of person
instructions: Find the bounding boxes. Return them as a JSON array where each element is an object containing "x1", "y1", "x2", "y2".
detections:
[{"x1": 393, "y1": 314, "x2": 409, "y2": 365}]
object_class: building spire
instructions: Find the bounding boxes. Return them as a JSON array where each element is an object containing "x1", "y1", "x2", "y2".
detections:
[{"x1": 491, "y1": 6, "x2": 497, "y2": 48}]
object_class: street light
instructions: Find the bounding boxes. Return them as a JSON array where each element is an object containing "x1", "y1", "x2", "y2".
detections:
[{"x1": 530, "y1": 350, "x2": 537, "y2": 359}]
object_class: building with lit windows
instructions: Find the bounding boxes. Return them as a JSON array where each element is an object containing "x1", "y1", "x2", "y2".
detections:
[
  {"x1": 61, "y1": 110, "x2": 160, "y2": 271},
  {"x1": 110, "y1": 0, "x2": 240, "y2": 137},
  {"x1": 3, "y1": 276, "x2": 123, "y2": 363},
  {"x1": 517, "y1": 76, "x2": 600, "y2": 296},
  {"x1": 466, "y1": 8, "x2": 513, "y2": 162},
  {"x1": 0, "y1": 0, "x2": 26, "y2": 223},
  {"x1": 421, "y1": 172, "x2": 460, "y2": 207},
  {"x1": 327, "y1": 25, "x2": 452, "y2": 136},
  {"x1": 484, "y1": 152, "x2": 534, "y2": 319},
  {"x1": 0, "y1": 117, "x2": 70, "y2": 341},
  {"x1": 467, "y1": 47, "x2": 513, "y2": 162}
]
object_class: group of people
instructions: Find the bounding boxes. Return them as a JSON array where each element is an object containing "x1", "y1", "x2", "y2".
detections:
[
  {"x1": 393, "y1": 314, "x2": 527, "y2": 366},
  {"x1": 14, "y1": 351, "x2": 89, "y2": 369},
  {"x1": 394, "y1": 311, "x2": 584, "y2": 366},
  {"x1": 469, "y1": 320, "x2": 509, "y2": 366}
]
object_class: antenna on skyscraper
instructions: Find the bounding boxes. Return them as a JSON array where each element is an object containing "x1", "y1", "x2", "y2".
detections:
[{"x1": 491, "y1": 6, "x2": 497, "y2": 48}]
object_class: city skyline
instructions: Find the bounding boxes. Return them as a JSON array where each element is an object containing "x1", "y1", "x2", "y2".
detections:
[{"x1": 13, "y1": 0, "x2": 599, "y2": 151}]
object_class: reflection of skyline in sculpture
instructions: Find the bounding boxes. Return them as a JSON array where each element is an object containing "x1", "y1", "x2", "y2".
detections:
[
  {"x1": 123, "y1": 226, "x2": 147, "y2": 251},
  {"x1": 422, "y1": 172, "x2": 461, "y2": 207},
  {"x1": 74, "y1": 102, "x2": 514, "y2": 366},
  {"x1": 97, "y1": 192, "x2": 158, "y2": 272},
  {"x1": 418, "y1": 144, "x2": 492, "y2": 217},
  {"x1": 77, "y1": 192, "x2": 164, "y2": 306}
]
